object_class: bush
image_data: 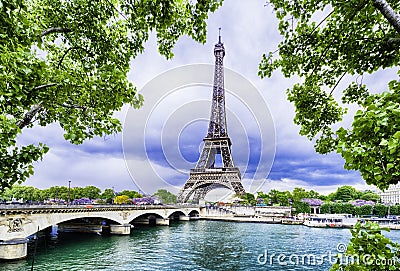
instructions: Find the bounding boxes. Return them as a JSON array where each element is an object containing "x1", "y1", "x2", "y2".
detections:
[
  {"x1": 373, "y1": 203, "x2": 388, "y2": 218},
  {"x1": 292, "y1": 201, "x2": 311, "y2": 215},
  {"x1": 360, "y1": 204, "x2": 373, "y2": 216},
  {"x1": 330, "y1": 222, "x2": 400, "y2": 271},
  {"x1": 342, "y1": 203, "x2": 355, "y2": 214},
  {"x1": 320, "y1": 203, "x2": 333, "y2": 214}
]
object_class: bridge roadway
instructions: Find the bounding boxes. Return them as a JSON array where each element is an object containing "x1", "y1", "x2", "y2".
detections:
[{"x1": 0, "y1": 204, "x2": 201, "y2": 260}]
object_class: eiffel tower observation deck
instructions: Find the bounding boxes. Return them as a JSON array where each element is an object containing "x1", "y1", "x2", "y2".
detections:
[{"x1": 177, "y1": 32, "x2": 246, "y2": 203}]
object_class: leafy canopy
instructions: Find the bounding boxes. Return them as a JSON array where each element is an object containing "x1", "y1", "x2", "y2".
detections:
[
  {"x1": 331, "y1": 222, "x2": 400, "y2": 271},
  {"x1": 153, "y1": 189, "x2": 176, "y2": 204},
  {"x1": 260, "y1": 0, "x2": 400, "y2": 190},
  {"x1": 0, "y1": 0, "x2": 222, "y2": 191}
]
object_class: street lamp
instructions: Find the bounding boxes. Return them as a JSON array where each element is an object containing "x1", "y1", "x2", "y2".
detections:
[
  {"x1": 112, "y1": 186, "x2": 115, "y2": 204},
  {"x1": 68, "y1": 180, "x2": 71, "y2": 206}
]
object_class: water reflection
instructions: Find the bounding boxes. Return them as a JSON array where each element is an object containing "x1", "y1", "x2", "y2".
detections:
[{"x1": 1, "y1": 221, "x2": 400, "y2": 271}]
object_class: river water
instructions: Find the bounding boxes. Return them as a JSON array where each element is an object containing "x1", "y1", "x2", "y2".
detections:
[{"x1": 1, "y1": 220, "x2": 400, "y2": 271}]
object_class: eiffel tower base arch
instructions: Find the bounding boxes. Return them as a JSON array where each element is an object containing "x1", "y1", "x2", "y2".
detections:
[{"x1": 177, "y1": 168, "x2": 245, "y2": 204}]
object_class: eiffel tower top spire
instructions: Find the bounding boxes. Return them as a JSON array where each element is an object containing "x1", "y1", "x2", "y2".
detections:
[{"x1": 207, "y1": 29, "x2": 228, "y2": 139}]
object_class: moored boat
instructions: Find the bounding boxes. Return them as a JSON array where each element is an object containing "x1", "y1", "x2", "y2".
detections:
[{"x1": 281, "y1": 218, "x2": 304, "y2": 225}]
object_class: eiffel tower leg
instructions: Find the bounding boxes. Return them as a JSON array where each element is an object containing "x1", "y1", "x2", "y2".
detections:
[
  {"x1": 220, "y1": 140, "x2": 233, "y2": 168},
  {"x1": 196, "y1": 141, "x2": 216, "y2": 169},
  {"x1": 192, "y1": 187, "x2": 207, "y2": 204}
]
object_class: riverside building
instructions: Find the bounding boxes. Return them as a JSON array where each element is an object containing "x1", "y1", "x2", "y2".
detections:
[{"x1": 378, "y1": 183, "x2": 400, "y2": 204}]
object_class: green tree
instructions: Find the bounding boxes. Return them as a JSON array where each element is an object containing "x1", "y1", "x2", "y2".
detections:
[
  {"x1": 0, "y1": 0, "x2": 222, "y2": 192},
  {"x1": 360, "y1": 204, "x2": 373, "y2": 216},
  {"x1": 260, "y1": 0, "x2": 400, "y2": 190},
  {"x1": 326, "y1": 192, "x2": 337, "y2": 202},
  {"x1": 256, "y1": 191, "x2": 269, "y2": 202},
  {"x1": 308, "y1": 190, "x2": 322, "y2": 199},
  {"x1": 389, "y1": 204, "x2": 400, "y2": 216},
  {"x1": 239, "y1": 192, "x2": 257, "y2": 206},
  {"x1": 82, "y1": 186, "x2": 101, "y2": 199},
  {"x1": 47, "y1": 186, "x2": 69, "y2": 200},
  {"x1": 342, "y1": 203, "x2": 355, "y2": 215},
  {"x1": 332, "y1": 203, "x2": 344, "y2": 214},
  {"x1": 101, "y1": 188, "x2": 115, "y2": 203},
  {"x1": 374, "y1": 203, "x2": 389, "y2": 217},
  {"x1": 71, "y1": 187, "x2": 84, "y2": 200},
  {"x1": 334, "y1": 186, "x2": 357, "y2": 202},
  {"x1": 292, "y1": 201, "x2": 310, "y2": 215},
  {"x1": 353, "y1": 206, "x2": 362, "y2": 216},
  {"x1": 292, "y1": 187, "x2": 308, "y2": 202},
  {"x1": 331, "y1": 222, "x2": 400, "y2": 271},
  {"x1": 267, "y1": 189, "x2": 280, "y2": 205},
  {"x1": 320, "y1": 203, "x2": 333, "y2": 214},
  {"x1": 360, "y1": 192, "x2": 381, "y2": 202},
  {"x1": 268, "y1": 189, "x2": 291, "y2": 206},
  {"x1": 118, "y1": 190, "x2": 142, "y2": 199},
  {"x1": 153, "y1": 189, "x2": 176, "y2": 204}
]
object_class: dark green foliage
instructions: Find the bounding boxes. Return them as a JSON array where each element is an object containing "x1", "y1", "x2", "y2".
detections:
[
  {"x1": 320, "y1": 202, "x2": 333, "y2": 214},
  {"x1": 360, "y1": 204, "x2": 373, "y2": 216},
  {"x1": 0, "y1": 185, "x2": 134, "y2": 202},
  {"x1": 332, "y1": 203, "x2": 344, "y2": 214},
  {"x1": 330, "y1": 222, "x2": 400, "y2": 270},
  {"x1": 360, "y1": 192, "x2": 381, "y2": 202},
  {"x1": 117, "y1": 190, "x2": 142, "y2": 199},
  {"x1": 100, "y1": 188, "x2": 115, "y2": 203},
  {"x1": 334, "y1": 186, "x2": 357, "y2": 202},
  {"x1": 373, "y1": 203, "x2": 389, "y2": 218},
  {"x1": 0, "y1": 0, "x2": 222, "y2": 191},
  {"x1": 239, "y1": 192, "x2": 257, "y2": 206},
  {"x1": 292, "y1": 200, "x2": 311, "y2": 214},
  {"x1": 260, "y1": 0, "x2": 400, "y2": 190},
  {"x1": 341, "y1": 203, "x2": 355, "y2": 214},
  {"x1": 153, "y1": 189, "x2": 176, "y2": 204},
  {"x1": 389, "y1": 205, "x2": 400, "y2": 216}
]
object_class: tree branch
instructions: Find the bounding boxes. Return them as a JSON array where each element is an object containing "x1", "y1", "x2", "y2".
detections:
[
  {"x1": 17, "y1": 103, "x2": 43, "y2": 129},
  {"x1": 33, "y1": 83, "x2": 58, "y2": 91},
  {"x1": 372, "y1": 0, "x2": 400, "y2": 34},
  {"x1": 41, "y1": 27, "x2": 72, "y2": 37},
  {"x1": 329, "y1": 72, "x2": 347, "y2": 96},
  {"x1": 58, "y1": 47, "x2": 75, "y2": 68},
  {"x1": 387, "y1": 37, "x2": 400, "y2": 45}
]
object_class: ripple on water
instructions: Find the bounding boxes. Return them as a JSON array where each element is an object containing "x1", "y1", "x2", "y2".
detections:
[{"x1": 0, "y1": 221, "x2": 397, "y2": 271}]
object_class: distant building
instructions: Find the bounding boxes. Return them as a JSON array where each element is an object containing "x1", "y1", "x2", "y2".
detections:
[{"x1": 378, "y1": 184, "x2": 400, "y2": 204}]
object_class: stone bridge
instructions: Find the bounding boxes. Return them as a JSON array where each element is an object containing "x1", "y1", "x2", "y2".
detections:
[{"x1": 0, "y1": 204, "x2": 201, "y2": 260}]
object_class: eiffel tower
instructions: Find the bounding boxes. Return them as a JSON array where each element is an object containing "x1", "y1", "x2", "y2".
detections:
[{"x1": 177, "y1": 32, "x2": 246, "y2": 203}]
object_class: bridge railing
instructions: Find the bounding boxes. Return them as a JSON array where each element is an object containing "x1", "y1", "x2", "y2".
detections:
[{"x1": 0, "y1": 204, "x2": 200, "y2": 211}]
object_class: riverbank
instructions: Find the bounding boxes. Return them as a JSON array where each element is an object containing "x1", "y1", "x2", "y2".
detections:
[
  {"x1": 201, "y1": 216, "x2": 282, "y2": 224},
  {"x1": 200, "y1": 214, "x2": 400, "y2": 230}
]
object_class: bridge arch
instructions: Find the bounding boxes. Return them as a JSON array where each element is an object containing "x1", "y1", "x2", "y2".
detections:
[{"x1": 22, "y1": 213, "x2": 124, "y2": 239}]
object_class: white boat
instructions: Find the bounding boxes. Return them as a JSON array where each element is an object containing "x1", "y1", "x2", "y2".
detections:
[{"x1": 304, "y1": 214, "x2": 356, "y2": 228}]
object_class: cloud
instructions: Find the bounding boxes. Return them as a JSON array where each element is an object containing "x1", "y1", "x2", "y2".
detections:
[{"x1": 19, "y1": 0, "x2": 386, "y2": 197}]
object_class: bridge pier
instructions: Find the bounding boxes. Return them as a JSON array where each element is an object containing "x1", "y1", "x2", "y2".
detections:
[
  {"x1": 155, "y1": 218, "x2": 170, "y2": 226},
  {"x1": 0, "y1": 238, "x2": 28, "y2": 260},
  {"x1": 110, "y1": 224, "x2": 132, "y2": 235}
]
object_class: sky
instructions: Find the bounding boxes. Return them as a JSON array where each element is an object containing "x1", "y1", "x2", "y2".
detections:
[{"x1": 19, "y1": 0, "x2": 394, "y2": 198}]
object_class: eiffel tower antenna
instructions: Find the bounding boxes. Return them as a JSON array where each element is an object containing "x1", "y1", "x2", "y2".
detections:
[
  {"x1": 219, "y1": 27, "x2": 221, "y2": 43},
  {"x1": 177, "y1": 35, "x2": 245, "y2": 204}
]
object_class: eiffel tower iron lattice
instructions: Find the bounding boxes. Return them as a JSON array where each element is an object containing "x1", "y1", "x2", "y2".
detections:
[{"x1": 177, "y1": 33, "x2": 246, "y2": 203}]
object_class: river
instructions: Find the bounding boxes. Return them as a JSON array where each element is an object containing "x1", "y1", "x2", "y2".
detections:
[{"x1": 1, "y1": 220, "x2": 400, "y2": 271}]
